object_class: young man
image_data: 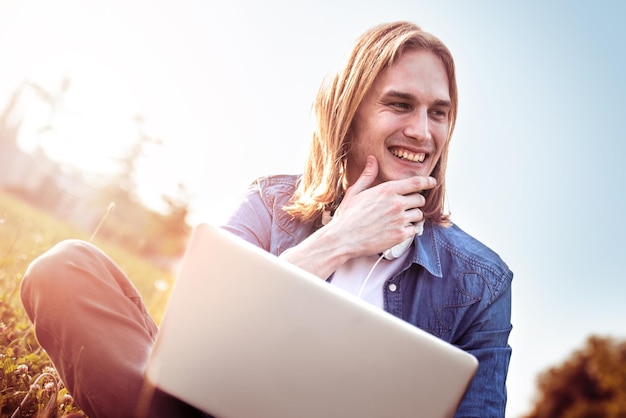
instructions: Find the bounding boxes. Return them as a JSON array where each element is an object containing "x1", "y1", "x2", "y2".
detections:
[{"x1": 21, "y1": 21, "x2": 512, "y2": 417}]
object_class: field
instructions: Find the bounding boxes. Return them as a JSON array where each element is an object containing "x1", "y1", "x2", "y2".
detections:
[{"x1": 0, "y1": 191, "x2": 175, "y2": 417}]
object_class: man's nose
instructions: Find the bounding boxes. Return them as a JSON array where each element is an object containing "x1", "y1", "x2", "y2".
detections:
[{"x1": 404, "y1": 110, "x2": 431, "y2": 141}]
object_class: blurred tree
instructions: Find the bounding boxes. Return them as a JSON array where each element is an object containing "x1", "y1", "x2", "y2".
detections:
[
  {"x1": 95, "y1": 115, "x2": 190, "y2": 260},
  {"x1": 525, "y1": 335, "x2": 626, "y2": 418},
  {"x1": 0, "y1": 77, "x2": 68, "y2": 147},
  {"x1": 1, "y1": 76, "x2": 191, "y2": 262},
  {"x1": 0, "y1": 86, "x2": 23, "y2": 145},
  {"x1": 112, "y1": 114, "x2": 162, "y2": 196},
  {"x1": 95, "y1": 114, "x2": 161, "y2": 248},
  {"x1": 145, "y1": 182, "x2": 192, "y2": 257},
  {"x1": 24, "y1": 75, "x2": 71, "y2": 138}
]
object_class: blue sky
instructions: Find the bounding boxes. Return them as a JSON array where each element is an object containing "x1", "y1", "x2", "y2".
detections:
[{"x1": 1, "y1": 1, "x2": 625, "y2": 416}]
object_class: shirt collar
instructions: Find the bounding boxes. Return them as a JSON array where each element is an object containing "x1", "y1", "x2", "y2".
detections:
[{"x1": 410, "y1": 221, "x2": 443, "y2": 278}]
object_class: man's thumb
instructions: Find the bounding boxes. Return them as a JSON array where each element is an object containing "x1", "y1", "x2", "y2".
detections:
[{"x1": 349, "y1": 155, "x2": 378, "y2": 194}]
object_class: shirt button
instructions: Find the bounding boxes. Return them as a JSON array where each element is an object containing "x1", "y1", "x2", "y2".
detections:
[{"x1": 388, "y1": 283, "x2": 398, "y2": 292}]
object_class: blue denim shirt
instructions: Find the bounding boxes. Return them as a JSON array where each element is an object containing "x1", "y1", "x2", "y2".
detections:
[{"x1": 223, "y1": 175, "x2": 513, "y2": 418}]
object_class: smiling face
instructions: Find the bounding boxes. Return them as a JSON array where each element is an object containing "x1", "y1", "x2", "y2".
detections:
[{"x1": 346, "y1": 48, "x2": 451, "y2": 186}]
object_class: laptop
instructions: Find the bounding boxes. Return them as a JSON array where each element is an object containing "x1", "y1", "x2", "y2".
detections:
[{"x1": 145, "y1": 223, "x2": 478, "y2": 418}]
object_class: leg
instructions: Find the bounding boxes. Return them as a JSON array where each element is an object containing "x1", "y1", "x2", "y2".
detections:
[{"x1": 20, "y1": 239, "x2": 208, "y2": 418}]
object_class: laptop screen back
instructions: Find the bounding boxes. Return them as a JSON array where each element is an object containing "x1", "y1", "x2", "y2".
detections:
[{"x1": 145, "y1": 223, "x2": 478, "y2": 418}]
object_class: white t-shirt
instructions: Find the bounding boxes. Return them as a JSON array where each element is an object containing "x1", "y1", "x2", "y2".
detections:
[{"x1": 329, "y1": 249, "x2": 411, "y2": 309}]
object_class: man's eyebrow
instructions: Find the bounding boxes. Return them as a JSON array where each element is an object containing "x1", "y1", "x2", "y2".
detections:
[
  {"x1": 383, "y1": 90, "x2": 415, "y2": 101},
  {"x1": 433, "y1": 99, "x2": 452, "y2": 108},
  {"x1": 383, "y1": 90, "x2": 451, "y2": 107}
]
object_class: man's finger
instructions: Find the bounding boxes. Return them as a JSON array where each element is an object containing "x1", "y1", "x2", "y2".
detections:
[
  {"x1": 393, "y1": 175, "x2": 437, "y2": 196},
  {"x1": 346, "y1": 155, "x2": 378, "y2": 196}
]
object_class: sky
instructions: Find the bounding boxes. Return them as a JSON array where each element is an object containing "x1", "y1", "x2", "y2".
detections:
[{"x1": 1, "y1": 0, "x2": 625, "y2": 416}]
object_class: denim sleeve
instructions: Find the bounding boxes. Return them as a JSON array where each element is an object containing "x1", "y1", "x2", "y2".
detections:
[
  {"x1": 221, "y1": 180, "x2": 273, "y2": 251},
  {"x1": 455, "y1": 277, "x2": 513, "y2": 418}
]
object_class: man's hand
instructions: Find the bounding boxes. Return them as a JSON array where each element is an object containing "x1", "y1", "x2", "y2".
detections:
[
  {"x1": 280, "y1": 155, "x2": 436, "y2": 279},
  {"x1": 330, "y1": 155, "x2": 436, "y2": 257}
]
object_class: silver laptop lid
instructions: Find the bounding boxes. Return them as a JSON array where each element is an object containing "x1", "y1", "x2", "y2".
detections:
[{"x1": 145, "y1": 223, "x2": 478, "y2": 418}]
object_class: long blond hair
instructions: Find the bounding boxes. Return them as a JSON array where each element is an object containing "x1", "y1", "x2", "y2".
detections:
[{"x1": 285, "y1": 21, "x2": 458, "y2": 224}]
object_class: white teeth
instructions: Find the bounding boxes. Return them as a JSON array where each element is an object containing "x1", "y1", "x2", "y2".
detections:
[{"x1": 391, "y1": 148, "x2": 426, "y2": 163}]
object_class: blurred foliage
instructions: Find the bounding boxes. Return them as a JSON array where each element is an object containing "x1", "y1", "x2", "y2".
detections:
[
  {"x1": 0, "y1": 191, "x2": 175, "y2": 417},
  {"x1": 93, "y1": 180, "x2": 191, "y2": 262},
  {"x1": 0, "y1": 78, "x2": 192, "y2": 265},
  {"x1": 525, "y1": 335, "x2": 626, "y2": 418},
  {"x1": 91, "y1": 113, "x2": 192, "y2": 260}
]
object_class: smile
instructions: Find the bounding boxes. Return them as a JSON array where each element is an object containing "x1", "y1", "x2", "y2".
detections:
[{"x1": 390, "y1": 147, "x2": 426, "y2": 163}]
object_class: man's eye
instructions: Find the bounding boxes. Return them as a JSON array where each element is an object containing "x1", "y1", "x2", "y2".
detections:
[
  {"x1": 390, "y1": 102, "x2": 410, "y2": 110},
  {"x1": 430, "y1": 109, "x2": 448, "y2": 119}
]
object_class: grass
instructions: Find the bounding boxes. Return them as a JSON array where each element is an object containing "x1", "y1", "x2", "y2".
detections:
[{"x1": 0, "y1": 191, "x2": 175, "y2": 417}]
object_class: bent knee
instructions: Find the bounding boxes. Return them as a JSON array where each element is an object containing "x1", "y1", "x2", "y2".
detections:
[
  {"x1": 21, "y1": 239, "x2": 99, "y2": 301},
  {"x1": 24, "y1": 239, "x2": 90, "y2": 280}
]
